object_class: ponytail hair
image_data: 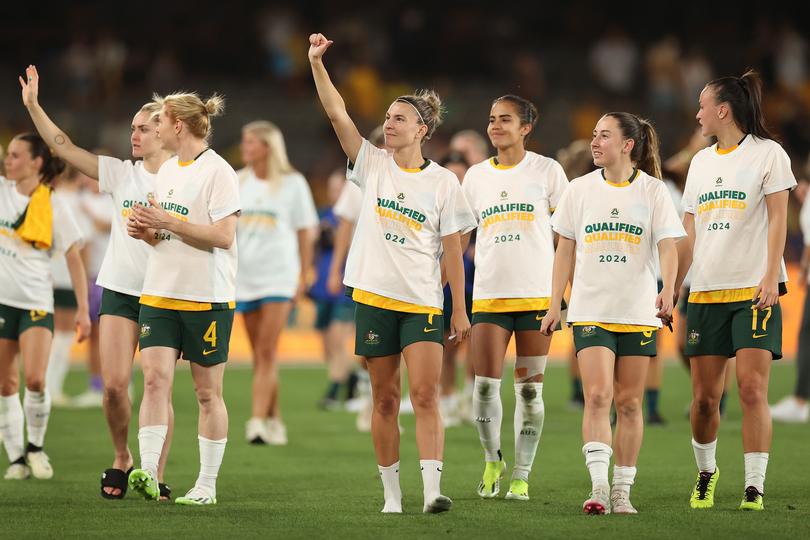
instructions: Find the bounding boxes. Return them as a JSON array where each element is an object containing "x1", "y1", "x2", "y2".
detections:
[
  {"x1": 14, "y1": 133, "x2": 66, "y2": 185},
  {"x1": 707, "y1": 69, "x2": 776, "y2": 141},
  {"x1": 154, "y1": 91, "x2": 226, "y2": 142},
  {"x1": 491, "y1": 94, "x2": 539, "y2": 146},
  {"x1": 604, "y1": 112, "x2": 662, "y2": 179}
]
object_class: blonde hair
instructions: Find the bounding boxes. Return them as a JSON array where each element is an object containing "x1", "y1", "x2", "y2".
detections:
[
  {"x1": 138, "y1": 100, "x2": 162, "y2": 123},
  {"x1": 153, "y1": 91, "x2": 225, "y2": 141},
  {"x1": 241, "y1": 120, "x2": 296, "y2": 182},
  {"x1": 395, "y1": 89, "x2": 444, "y2": 142}
]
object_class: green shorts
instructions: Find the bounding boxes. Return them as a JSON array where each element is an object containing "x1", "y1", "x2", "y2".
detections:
[
  {"x1": 685, "y1": 300, "x2": 782, "y2": 360},
  {"x1": 99, "y1": 289, "x2": 141, "y2": 323},
  {"x1": 0, "y1": 303, "x2": 53, "y2": 340},
  {"x1": 572, "y1": 325, "x2": 657, "y2": 357},
  {"x1": 354, "y1": 302, "x2": 444, "y2": 357},
  {"x1": 138, "y1": 305, "x2": 234, "y2": 365},
  {"x1": 472, "y1": 309, "x2": 561, "y2": 332},
  {"x1": 53, "y1": 288, "x2": 78, "y2": 309}
]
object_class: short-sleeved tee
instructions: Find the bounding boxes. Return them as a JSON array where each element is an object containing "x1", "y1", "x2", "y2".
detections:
[
  {"x1": 552, "y1": 169, "x2": 686, "y2": 327},
  {"x1": 0, "y1": 177, "x2": 84, "y2": 312},
  {"x1": 97, "y1": 156, "x2": 158, "y2": 296},
  {"x1": 800, "y1": 198, "x2": 810, "y2": 284},
  {"x1": 462, "y1": 153, "x2": 568, "y2": 301},
  {"x1": 343, "y1": 139, "x2": 477, "y2": 310},
  {"x1": 236, "y1": 170, "x2": 318, "y2": 301},
  {"x1": 140, "y1": 150, "x2": 240, "y2": 303},
  {"x1": 79, "y1": 190, "x2": 113, "y2": 278},
  {"x1": 333, "y1": 179, "x2": 362, "y2": 223},
  {"x1": 682, "y1": 136, "x2": 797, "y2": 292},
  {"x1": 50, "y1": 190, "x2": 90, "y2": 290}
]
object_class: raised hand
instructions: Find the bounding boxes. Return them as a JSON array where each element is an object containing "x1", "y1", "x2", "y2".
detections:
[
  {"x1": 18, "y1": 65, "x2": 40, "y2": 108},
  {"x1": 308, "y1": 33, "x2": 334, "y2": 63}
]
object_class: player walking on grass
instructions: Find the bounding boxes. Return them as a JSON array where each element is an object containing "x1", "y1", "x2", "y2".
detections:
[
  {"x1": 236, "y1": 120, "x2": 318, "y2": 445},
  {"x1": 20, "y1": 65, "x2": 176, "y2": 499},
  {"x1": 310, "y1": 33, "x2": 476, "y2": 514},
  {"x1": 676, "y1": 71, "x2": 796, "y2": 511},
  {"x1": 126, "y1": 92, "x2": 240, "y2": 506},
  {"x1": 541, "y1": 113, "x2": 685, "y2": 515},
  {"x1": 463, "y1": 95, "x2": 568, "y2": 501},
  {"x1": 0, "y1": 132, "x2": 91, "y2": 480}
]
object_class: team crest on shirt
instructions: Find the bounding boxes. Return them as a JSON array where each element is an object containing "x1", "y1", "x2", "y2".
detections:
[
  {"x1": 715, "y1": 177, "x2": 723, "y2": 185},
  {"x1": 167, "y1": 189, "x2": 174, "y2": 199},
  {"x1": 365, "y1": 330, "x2": 380, "y2": 345},
  {"x1": 610, "y1": 208, "x2": 619, "y2": 218},
  {"x1": 581, "y1": 325, "x2": 596, "y2": 337},
  {"x1": 397, "y1": 192, "x2": 405, "y2": 201},
  {"x1": 140, "y1": 324, "x2": 151, "y2": 338},
  {"x1": 500, "y1": 191, "x2": 508, "y2": 200},
  {"x1": 687, "y1": 329, "x2": 701, "y2": 345}
]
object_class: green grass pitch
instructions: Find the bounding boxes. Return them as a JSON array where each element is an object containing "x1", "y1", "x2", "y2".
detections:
[{"x1": 1, "y1": 362, "x2": 807, "y2": 539}]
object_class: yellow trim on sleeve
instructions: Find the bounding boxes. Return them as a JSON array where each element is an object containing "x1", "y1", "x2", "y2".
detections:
[
  {"x1": 688, "y1": 287, "x2": 757, "y2": 304},
  {"x1": 472, "y1": 298, "x2": 551, "y2": 313},
  {"x1": 140, "y1": 295, "x2": 236, "y2": 311},
  {"x1": 351, "y1": 289, "x2": 441, "y2": 315},
  {"x1": 573, "y1": 322, "x2": 658, "y2": 333}
]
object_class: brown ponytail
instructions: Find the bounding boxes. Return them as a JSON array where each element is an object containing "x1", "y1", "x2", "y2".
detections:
[
  {"x1": 605, "y1": 113, "x2": 662, "y2": 179},
  {"x1": 707, "y1": 69, "x2": 776, "y2": 141}
]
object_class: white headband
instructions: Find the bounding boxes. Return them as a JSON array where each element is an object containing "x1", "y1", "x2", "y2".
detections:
[{"x1": 396, "y1": 98, "x2": 425, "y2": 124}]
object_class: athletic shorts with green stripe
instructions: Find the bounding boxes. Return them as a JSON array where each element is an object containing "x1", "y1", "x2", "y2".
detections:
[
  {"x1": 0, "y1": 303, "x2": 53, "y2": 340},
  {"x1": 354, "y1": 301, "x2": 444, "y2": 357},
  {"x1": 685, "y1": 300, "x2": 782, "y2": 360},
  {"x1": 573, "y1": 325, "x2": 657, "y2": 357},
  {"x1": 138, "y1": 304, "x2": 234, "y2": 365}
]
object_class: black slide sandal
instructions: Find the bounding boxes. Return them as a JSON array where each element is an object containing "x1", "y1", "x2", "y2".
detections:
[
  {"x1": 159, "y1": 483, "x2": 172, "y2": 501},
  {"x1": 100, "y1": 467, "x2": 133, "y2": 499}
]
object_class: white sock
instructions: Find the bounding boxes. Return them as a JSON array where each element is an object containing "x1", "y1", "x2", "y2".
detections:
[
  {"x1": 45, "y1": 331, "x2": 73, "y2": 398},
  {"x1": 0, "y1": 394, "x2": 25, "y2": 462},
  {"x1": 420, "y1": 459, "x2": 443, "y2": 506},
  {"x1": 513, "y1": 382, "x2": 544, "y2": 482},
  {"x1": 378, "y1": 461, "x2": 402, "y2": 513},
  {"x1": 196, "y1": 436, "x2": 227, "y2": 496},
  {"x1": 744, "y1": 452, "x2": 769, "y2": 493},
  {"x1": 583, "y1": 441, "x2": 612, "y2": 489},
  {"x1": 612, "y1": 465, "x2": 637, "y2": 494},
  {"x1": 138, "y1": 425, "x2": 168, "y2": 479},
  {"x1": 23, "y1": 390, "x2": 51, "y2": 448},
  {"x1": 691, "y1": 438, "x2": 717, "y2": 473},
  {"x1": 473, "y1": 376, "x2": 502, "y2": 462}
]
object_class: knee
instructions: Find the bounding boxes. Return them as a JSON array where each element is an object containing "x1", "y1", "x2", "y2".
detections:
[
  {"x1": 615, "y1": 395, "x2": 642, "y2": 418},
  {"x1": 738, "y1": 379, "x2": 766, "y2": 408},
  {"x1": 142, "y1": 371, "x2": 170, "y2": 396},
  {"x1": 409, "y1": 385, "x2": 438, "y2": 412},
  {"x1": 585, "y1": 388, "x2": 612, "y2": 411},
  {"x1": 693, "y1": 393, "x2": 721, "y2": 416},
  {"x1": 103, "y1": 381, "x2": 129, "y2": 403},
  {"x1": 373, "y1": 390, "x2": 400, "y2": 418},
  {"x1": 195, "y1": 386, "x2": 222, "y2": 409},
  {"x1": 25, "y1": 376, "x2": 45, "y2": 393}
]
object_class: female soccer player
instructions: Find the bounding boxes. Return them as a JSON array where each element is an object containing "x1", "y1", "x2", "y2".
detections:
[
  {"x1": 126, "y1": 92, "x2": 240, "y2": 506},
  {"x1": 236, "y1": 120, "x2": 318, "y2": 445},
  {"x1": 463, "y1": 95, "x2": 568, "y2": 501},
  {"x1": 676, "y1": 71, "x2": 796, "y2": 511},
  {"x1": 20, "y1": 65, "x2": 175, "y2": 500},
  {"x1": 541, "y1": 113, "x2": 685, "y2": 515},
  {"x1": 309, "y1": 32, "x2": 475, "y2": 514},
  {"x1": 0, "y1": 132, "x2": 90, "y2": 480}
]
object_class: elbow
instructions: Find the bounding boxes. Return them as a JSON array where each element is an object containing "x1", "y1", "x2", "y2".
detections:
[{"x1": 215, "y1": 233, "x2": 235, "y2": 250}]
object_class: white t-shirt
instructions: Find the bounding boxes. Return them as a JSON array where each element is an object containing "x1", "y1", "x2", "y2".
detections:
[
  {"x1": 343, "y1": 139, "x2": 477, "y2": 309},
  {"x1": 141, "y1": 150, "x2": 241, "y2": 303},
  {"x1": 552, "y1": 169, "x2": 686, "y2": 326},
  {"x1": 333, "y1": 179, "x2": 362, "y2": 223},
  {"x1": 50, "y1": 190, "x2": 89, "y2": 289},
  {"x1": 463, "y1": 153, "x2": 568, "y2": 300},
  {"x1": 236, "y1": 170, "x2": 318, "y2": 301},
  {"x1": 800, "y1": 197, "x2": 810, "y2": 284},
  {"x1": 682, "y1": 136, "x2": 797, "y2": 292},
  {"x1": 0, "y1": 177, "x2": 84, "y2": 312},
  {"x1": 78, "y1": 190, "x2": 113, "y2": 278},
  {"x1": 97, "y1": 157, "x2": 158, "y2": 296}
]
